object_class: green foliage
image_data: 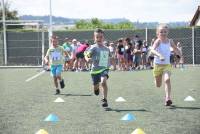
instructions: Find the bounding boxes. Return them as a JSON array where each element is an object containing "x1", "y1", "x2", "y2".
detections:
[
  {"x1": 75, "y1": 18, "x2": 134, "y2": 30},
  {"x1": 0, "y1": 1, "x2": 19, "y2": 20},
  {"x1": 91, "y1": 18, "x2": 103, "y2": 28},
  {"x1": 115, "y1": 22, "x2": 134, "y2": 29},
  {"x1": 0, "y1": 0, "x2": 21, "y2": 29}
]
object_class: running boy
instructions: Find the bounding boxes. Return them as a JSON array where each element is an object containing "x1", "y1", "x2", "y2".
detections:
[
  {"x1": 84, "y1": 29, "x2": 110, "y2": 107},
  {"x1": 150, "y1": 24, "x2": 182, "y2": 106},
  {"x1": 44, "y1": 35, "x2": 67, "y2": 95}
]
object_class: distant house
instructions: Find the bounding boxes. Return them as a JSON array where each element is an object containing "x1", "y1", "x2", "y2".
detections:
[
  {"x1": 23, "y1": 23, "x2": 40, "y2": 29},
  {"x1": 190, "y1": 6, "x2": 200, "y2": 26}
]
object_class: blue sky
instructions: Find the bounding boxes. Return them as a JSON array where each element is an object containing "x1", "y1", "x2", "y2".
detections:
[{"x1": 10, "y1": 0, "x2": 200, "y2": 22}]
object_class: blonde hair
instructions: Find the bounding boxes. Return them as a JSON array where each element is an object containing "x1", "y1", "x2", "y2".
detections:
[{"x1": 156, "y1": 23, "x2": 169, "y2": 34}]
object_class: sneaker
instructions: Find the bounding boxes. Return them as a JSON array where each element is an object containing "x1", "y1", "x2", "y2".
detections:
[
  {"x1": 94, "y1": 88, "x2": 99, "y2": 96},
  {"x1": 60, "y1": 79, "x2": 65, "y2": 89},
  {"x1": 101, "y1": 98, "x2": 108, "y2": 107},
  {"x1": 165, "y1": 100, "x2": 172, "y2": 106},
  {"x1": 71, "y1": 68, "x2": 76, "y2": 72},
  {"x1": 55, "y1": 89, "x2": 60, "y2": 95}
]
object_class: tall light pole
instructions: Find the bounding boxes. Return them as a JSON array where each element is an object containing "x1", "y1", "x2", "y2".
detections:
[
  {"x1": 1, "y1": 0, "x2": 7, "y2": 65},
  {"x1": 49, "y1": 0, "x2": 53, "y2": 47}
]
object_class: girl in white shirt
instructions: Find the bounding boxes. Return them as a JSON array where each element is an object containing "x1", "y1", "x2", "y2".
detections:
[{"x1": 150, "y1": 24, "x2": 182, "y2": 106}]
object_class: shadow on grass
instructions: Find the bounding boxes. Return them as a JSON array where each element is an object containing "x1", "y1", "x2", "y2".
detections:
[
  {"x1": 59, "y1": 93, "x2": 92, "y2": 97},
  {"x1": 169, "y1": 105, "x2": 200, "y2": 110},
  {"x1": 105, "y1": 108, "x2": 149, "y2": 112}
]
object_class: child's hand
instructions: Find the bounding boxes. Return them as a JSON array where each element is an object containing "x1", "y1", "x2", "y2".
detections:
[
  {"x1": 44, "y1": 58, "x2": 49, "y2": 65},
  {"x1": 84, "y1": 51, "x2": 91, "y2": 58},
  {"x1": 159, "y1": 55, "x2": 165, "y2": 61}
]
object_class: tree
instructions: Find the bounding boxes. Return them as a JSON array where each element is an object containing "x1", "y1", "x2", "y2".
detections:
[
  {"x1": 75, "y1": 18, "x2": 134, "y2": 30},
  {"x1": 91, "y1": 18, "x2": 103, "y2": 28},
  {"x1": 75, "y1": 19, "x2": 92, "y2": 29},
  {"x1": 0, "y1": 1, "x2": 19, "y2": 20},
  {"x1": 115, "y1": 22, "x2": 134, "y2": 29},
  {"x1": 0, "y1": 0, "x2": 20, "y2": 29}
]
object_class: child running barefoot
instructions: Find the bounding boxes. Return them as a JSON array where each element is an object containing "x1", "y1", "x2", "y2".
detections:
[
  {"x1": 44, "y1": 35, "x2": 68, "y2": 95},
  {"x1": 84, "y1": 29, "x2": 111, "y2": 107},
  {"x1": 150, "y1": 24, "x2": 182, "y2": 106}
]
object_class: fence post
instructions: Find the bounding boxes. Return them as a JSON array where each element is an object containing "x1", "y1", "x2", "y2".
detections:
[
  {"x1": 2, "y1": 0, "x2": 7, "y2": 65},
  {"x1": 192, "y1": 27, "x2": 195, "y2": 66},
  {"x1": 49, "y1": 0, "x2": 53, "y2": 48},
  {"x1": 42, "y1": 25, "x2": 45, "y2": 66},
  {"x1": 145, "y1": 27, "x2": 148, "y2": 44}
]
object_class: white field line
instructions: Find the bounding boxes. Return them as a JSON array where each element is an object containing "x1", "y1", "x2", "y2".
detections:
[{"x1": 25, "y1": 70, "x2": 45, "y2": 82}]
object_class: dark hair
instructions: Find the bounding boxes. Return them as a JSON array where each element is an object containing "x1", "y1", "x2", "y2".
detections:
[
  {"x1": 118, "y1": 38, "x2": 123, "y2": 43},
  {"x1": 135, "y1": 35, "x2": 139, "y2": 38},
  {"x1": 125, "y1": 37, "x2": 131, "y2": 43},
  {"x1": 51, "y1": 35, "x2": 58, "y2": 39},
  {"x1": 94, "y1": 28, "x2": 104, "y2": 34}
]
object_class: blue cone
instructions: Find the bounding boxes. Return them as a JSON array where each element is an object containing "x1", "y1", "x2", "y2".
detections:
[
  {"x1": 120, "y1": 113, "x2": 135, "y2": 121},
  {"x1": 44, "y1": 114, "x2": 59, "y2": 122}
]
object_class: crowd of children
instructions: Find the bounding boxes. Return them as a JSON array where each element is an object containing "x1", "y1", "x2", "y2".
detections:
[{"x1": 55, "y1": 36, "x2": 183, "y2": 72}]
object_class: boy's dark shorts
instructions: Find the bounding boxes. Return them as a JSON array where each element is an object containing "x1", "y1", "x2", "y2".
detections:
[{"x1": 91, "y1": 69, "x2": 109, "y2": 85}]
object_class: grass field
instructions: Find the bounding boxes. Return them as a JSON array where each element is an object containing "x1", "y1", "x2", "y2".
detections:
[{"x1": 0, "y1": 67, "x2": 200, "y2": 134}]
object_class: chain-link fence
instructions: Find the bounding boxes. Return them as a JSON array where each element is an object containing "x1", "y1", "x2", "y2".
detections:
[{"x1": 0, "y1": 27, "x2": 200, "y2": 66}]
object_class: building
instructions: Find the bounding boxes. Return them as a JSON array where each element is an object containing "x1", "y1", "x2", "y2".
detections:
[{"x1": 190, "y1": 6, "x2": 200, "y2": 26}]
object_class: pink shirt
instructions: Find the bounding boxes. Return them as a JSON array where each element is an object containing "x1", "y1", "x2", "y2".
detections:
[{"x1": 77, "y1": 44, "x2": 88, "y2": 53}]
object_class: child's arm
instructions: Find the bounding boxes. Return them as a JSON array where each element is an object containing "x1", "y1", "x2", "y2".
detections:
[
  {"x1": 44, "y1": 55, "x2": 49, "y2": 65},
  {"x1": 170, "y1": 39, "x2": 182, "y2": 57},
  {"x1": 64, "y1": 51, "x2": 70, "y2": 58},
  {"x1": 150, "y1": 39, "x2": 165, "y2": 61},
  {"x1": 44, "y1": 49, "x2": 50, "y2": 64},
  {"x1": 85, "y1": 55, "x2": 91, "y2": 62},
  {"x1": 84, "y1": 46, "x2": 95, "y2": 62},
  {"x1": 134, "y1": 48, "x2": 142, "y2": 53},
  {"x1": 84, "y1": 51, "x2": 92, "y2": 62}
]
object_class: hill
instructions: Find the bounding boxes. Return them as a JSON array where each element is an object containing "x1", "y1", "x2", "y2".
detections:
[{"x1": 19, "y1": 15, "x2": 189, "y2": 29}]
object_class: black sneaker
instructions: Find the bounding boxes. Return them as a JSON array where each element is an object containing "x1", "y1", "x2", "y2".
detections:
[
  {"x1": 60, "y1": 79, "x2": 65, "y2": 89},
  {"x1": 71, "y1": 68, "x2": 76, "y2": 72},
  {"x1": 165, "y1": 100, "x2": 172, "y2": 106},
  {"x1": 94, "y1": 88, "x2": 99, "y2": 96},
  {"x1": 55, "y1": 89, "x2": 60, "y2": 95},
  {"x1": 101, "y1": 98, "x2": 108, "y2": 107}
]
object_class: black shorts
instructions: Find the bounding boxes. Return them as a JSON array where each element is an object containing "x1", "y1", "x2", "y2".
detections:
[
  {"x1": 149, "y1": 56, "x2": 154, "y2": 60},
  {"x1": 176, "y1": 55, "x2": 180, "y2": 59},
  {"x1": 170, "y1": 55, "x2": 175, "y2": 63},
  {"x1": 91, "y1": 70, "x2": 109, "y2": 85},
  {"x1": 76, "y1": 52, "x2": 84, "y2": 59}
]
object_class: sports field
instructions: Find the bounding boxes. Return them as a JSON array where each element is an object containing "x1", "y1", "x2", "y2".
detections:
[{"x1": 0, "y1": 67, "x2": 200, "y2": 134}]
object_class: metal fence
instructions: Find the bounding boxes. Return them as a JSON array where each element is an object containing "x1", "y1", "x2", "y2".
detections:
[{"x1": 0, "y1": 27, "x2": 200, "y2": 66}]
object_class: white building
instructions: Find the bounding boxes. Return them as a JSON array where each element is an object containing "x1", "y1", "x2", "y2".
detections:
[{"x1": 190, "y1": 6, "x2": 200, "y2": 26}]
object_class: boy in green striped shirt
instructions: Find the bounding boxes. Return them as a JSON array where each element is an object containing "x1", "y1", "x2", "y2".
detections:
[{"x1": 85, "y1": 29, "x2": 110, "y2": 107}]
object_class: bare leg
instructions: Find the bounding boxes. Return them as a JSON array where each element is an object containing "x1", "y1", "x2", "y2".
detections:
[
  {"x1": 100, "y1": 76, "x2": 108, "y2": 99},
  {"x1": 93, "y1": 83, "x2": 100, "y2": 92},
  {"x1": 164, "y1": 72, "x2": 171, "y2": 101},
  {"x1": 154, "y1": 75, "x2": 162, "y2": 88},
  {"x1": 53, "y1": 76, "x2": 58, "y2": 89},
  {"x1": 57, "y1": 75, "x2": 62, "y2": 81}
]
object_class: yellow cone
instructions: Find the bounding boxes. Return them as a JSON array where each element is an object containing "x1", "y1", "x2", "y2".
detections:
[
  {"x1": 35, "y1": 129, "x2": 49, "y2": 134},
  {"x1": 131, "y1": 128, "x2": 145, "y2": 134}
]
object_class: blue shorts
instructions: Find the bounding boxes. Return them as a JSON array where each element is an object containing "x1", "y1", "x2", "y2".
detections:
[
  {"x1": 50, "y1": 65, "x2": 63, "y2": 77},
  {"x1": 134, "y1": 55, "x2": 141, "y2": 64},
  {"x1": 91, "y1": 70, "x2": 109, "y2": 85}
]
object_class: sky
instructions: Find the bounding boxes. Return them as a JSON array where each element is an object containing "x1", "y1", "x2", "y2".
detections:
[{"x1": 9, "y1": 0, "x2": 200, "y2": 23}]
